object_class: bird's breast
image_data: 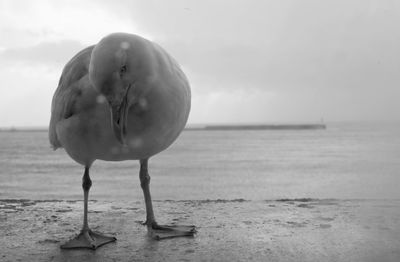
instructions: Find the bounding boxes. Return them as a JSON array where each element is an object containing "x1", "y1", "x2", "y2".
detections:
[{"x1": 96, "y1": 78, "x2": 190, "y2": 161}]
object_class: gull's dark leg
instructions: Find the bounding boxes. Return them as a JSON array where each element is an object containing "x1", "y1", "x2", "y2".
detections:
[
  {"x1": 139, "y1": 158, "x2": 196, "y2": 240},
  {"x1": 61, "y1": 167, "x2": 116, "y2": 249},
  {"x1": 139, "y1": 159, "x2": 156, "y2": 224}
]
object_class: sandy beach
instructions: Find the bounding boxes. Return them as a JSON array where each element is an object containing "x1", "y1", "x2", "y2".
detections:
[{"x1": 1, "y1": 198, "x2": 400, "y2": 262}]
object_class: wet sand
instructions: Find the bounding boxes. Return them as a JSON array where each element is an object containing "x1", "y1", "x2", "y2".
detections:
[{"x1": 1, "y1": 198, "x2": 400, "y2": 262}]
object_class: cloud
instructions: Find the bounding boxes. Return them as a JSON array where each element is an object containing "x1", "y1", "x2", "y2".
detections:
[
  {"x1": 0, "y1": 0, "x2": 139, "y2": 47},
  {"x1": 1, "y1": 0, "x2": 400, "y2": 126},
  {"x1": 0, "y1": 40, "x2": 86, "y2": 66},
  {"x1": 99, "y1": 0, "x2": 400, "y2": 97},
  {"x1": 0, "y1": 64, "x2": 57, "y2": 127}
]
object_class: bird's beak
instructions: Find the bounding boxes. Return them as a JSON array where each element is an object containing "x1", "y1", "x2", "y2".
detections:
[{"x1": 111, "y1": 84, "x2": 131, "y2": 145}]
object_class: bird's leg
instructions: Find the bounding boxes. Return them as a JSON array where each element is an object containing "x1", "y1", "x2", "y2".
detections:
[
  {"x1": 139, "y1": 159, "x2": 196, "y2": 240},
  {"x1": 61, "y1": 167, "x2": 116, "y2": 249}
]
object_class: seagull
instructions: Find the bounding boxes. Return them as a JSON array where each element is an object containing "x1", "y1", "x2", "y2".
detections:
[{"x1": 49, "y1": 32, "x2": 194, "y2": 249}]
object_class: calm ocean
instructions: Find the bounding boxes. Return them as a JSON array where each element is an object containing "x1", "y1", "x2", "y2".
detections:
[{"x1": 1, "y1": 122, "x2": 399, "y2": 200}]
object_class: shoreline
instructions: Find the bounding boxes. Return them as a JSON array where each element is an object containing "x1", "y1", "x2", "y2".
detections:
[{"x1": 0, "y1": 123, "x2": 327, "y2": 132}]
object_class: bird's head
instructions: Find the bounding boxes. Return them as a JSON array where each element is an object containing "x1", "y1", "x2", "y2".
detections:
[{"x1": 89, "y1": 33, "x2": 148, "y2": 145}]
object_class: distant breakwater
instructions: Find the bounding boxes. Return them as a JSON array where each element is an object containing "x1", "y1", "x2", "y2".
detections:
[{"x1": 186, "y1": 124, "x2": 326, "y2": 131}]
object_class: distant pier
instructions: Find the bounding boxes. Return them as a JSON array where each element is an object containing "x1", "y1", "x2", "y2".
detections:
[{"x1": 186, "y1": 124, "x2": 327, "y2": 131}]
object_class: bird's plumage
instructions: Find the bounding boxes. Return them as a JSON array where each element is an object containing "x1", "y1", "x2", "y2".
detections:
[{"x1": 49, "y1": 33, "x2": 191, "y2": 167}]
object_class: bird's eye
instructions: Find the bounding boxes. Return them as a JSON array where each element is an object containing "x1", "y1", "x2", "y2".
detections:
[{"x1": 119, "y1": 65, "x2": 127, "y2": 77}]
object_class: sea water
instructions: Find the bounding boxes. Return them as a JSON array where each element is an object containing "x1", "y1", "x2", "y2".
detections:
[{"x1": 1, "y1": 122, "x2": 399, "y2": 200}]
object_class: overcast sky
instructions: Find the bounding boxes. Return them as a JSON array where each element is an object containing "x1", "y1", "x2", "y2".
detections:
[{"x1": 0, "y1": 0, "x2": 399, "y2": 127}]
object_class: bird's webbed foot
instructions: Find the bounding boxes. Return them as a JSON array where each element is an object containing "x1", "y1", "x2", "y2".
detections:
[
  {"x1": 143, "y1": 221, "x2": 196, "y2": 240},
  {"x1": 60, "y1": 229, "x2": 116, "y2": 250}
]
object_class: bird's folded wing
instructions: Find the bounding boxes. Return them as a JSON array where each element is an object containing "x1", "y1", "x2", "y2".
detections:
[{"x1": 49, "y1": 46, "x2": 94, "y2": 149}]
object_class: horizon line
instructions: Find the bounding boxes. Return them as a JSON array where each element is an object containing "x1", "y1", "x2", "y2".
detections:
[{"x1": 0, "y1": 121, "x2": 325, "y2": 131}]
